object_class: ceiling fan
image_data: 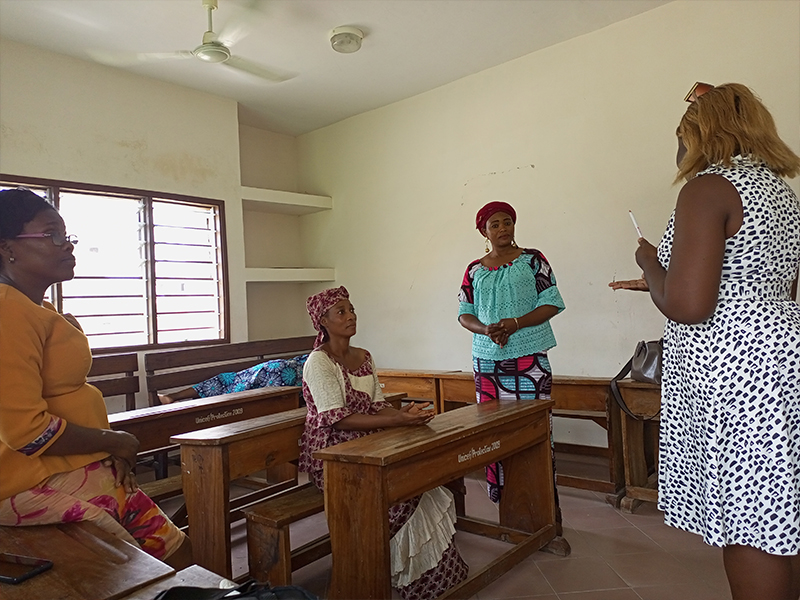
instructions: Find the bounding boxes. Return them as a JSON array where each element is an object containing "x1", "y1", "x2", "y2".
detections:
[{"x1": 89, "y1": 0, "x2": 293, "y2": 83}]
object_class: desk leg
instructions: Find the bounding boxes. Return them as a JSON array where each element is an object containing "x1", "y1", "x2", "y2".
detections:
[
  {"x1": 501, "y1": 433, "x2": 556, "y2": 537},
  {"x1": 181, "y1": 445, "x2": 232, "y2": 578},
  {"x1": 325, "y1": 462, "x2": 391, "y2": 600},
  {"x1": 620, "y1": 415, "x2": 649, "y2": 513}
]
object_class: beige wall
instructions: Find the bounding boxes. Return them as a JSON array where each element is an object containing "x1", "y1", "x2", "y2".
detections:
[
  {"x1": 0, "y1": 38, "x2": 252, "y2": 349},
  {"x1": 294, "y1": 0, "x2": 799, "y2": 445},
  {"x1": 296, "y1": 0, "x2": 800, "y2": 378},
  {"x1": 239, "y1": 124, "x2": 298, "y2": 191},
  {"x1": 2, "y1": 1, "x2": 798, "y2": 423}
]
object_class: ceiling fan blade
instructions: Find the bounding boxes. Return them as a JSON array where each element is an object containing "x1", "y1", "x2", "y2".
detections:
[
  {"x1": 223, "y1": 55, "x2": 294, "y2": 83},
  {"x1": 87, "y1": 49, "x2": 194, "y2": 67},
  {"x1": 216, "y1": 0, "x2": 270, "y2": 47}
]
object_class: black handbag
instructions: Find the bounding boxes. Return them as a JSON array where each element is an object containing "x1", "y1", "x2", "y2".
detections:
[
  {"x1": 153, "y1": 580, "x2": 319, "y2": 600},
  {"x1": 610, "y1": 339, "x2": 663, "y2": 420}
]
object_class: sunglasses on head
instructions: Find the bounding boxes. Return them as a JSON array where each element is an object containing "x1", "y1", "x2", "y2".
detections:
[{"x1": 684, "y1": 82, "x2": 714, "y2": 103}]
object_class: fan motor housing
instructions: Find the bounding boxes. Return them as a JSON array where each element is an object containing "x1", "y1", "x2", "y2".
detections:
[{"x1": 194, "y1": 42, "x2": 231, "y2": 63}]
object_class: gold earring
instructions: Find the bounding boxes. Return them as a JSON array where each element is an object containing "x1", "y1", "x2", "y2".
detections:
[
  {"x1": 8, "y1": 257, "x2": 14, "y2": 263},
  {"x1": 511, "y1": 240, "x2": 518, "y2": 249},
  {"x1": 484, "y1": 238, "x2": 490, "y2": 253}
]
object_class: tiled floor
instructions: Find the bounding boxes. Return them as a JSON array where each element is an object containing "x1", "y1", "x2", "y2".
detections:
[{"x1": 224, "y1": 475, "x2": 732, "y2": 600}]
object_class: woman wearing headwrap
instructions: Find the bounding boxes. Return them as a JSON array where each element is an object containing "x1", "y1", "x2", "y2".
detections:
[
  {"x1": 458, "y1": 201, "x2": 569, "y2": 551},
  {"x1": 298, "y1": 286, "x2": 468, "y2": 600}
]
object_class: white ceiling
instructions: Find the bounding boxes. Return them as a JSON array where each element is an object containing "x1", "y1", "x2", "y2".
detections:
[{"x1": 0, "y1": 0, "x2": 673, "y2": 136}]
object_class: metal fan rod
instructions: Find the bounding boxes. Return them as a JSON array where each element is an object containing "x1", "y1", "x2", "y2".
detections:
[{"x1": 203, "y1": 0, "x2": 218, "y2": 34}]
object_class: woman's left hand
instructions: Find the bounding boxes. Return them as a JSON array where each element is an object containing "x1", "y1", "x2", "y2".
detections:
[
  {"x1": 634, "y1": 238, "x2": 659, "y2": 272},
  {"x1": 497, "y1": 318, "x2": 520, "y2": 334},
  {"x1": 103, "y1": 455, "x2": 138, "y2": 494},
  {"x1": 396, "y1": 402, "x2": 435, "y2": 426}
]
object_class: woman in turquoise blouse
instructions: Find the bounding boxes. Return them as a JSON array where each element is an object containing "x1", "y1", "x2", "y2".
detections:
[{"x1": 458, "y1": 201, "x2": 568, "y2": 551}]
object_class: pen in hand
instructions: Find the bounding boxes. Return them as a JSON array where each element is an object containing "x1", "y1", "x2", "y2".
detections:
[{"x1": 629, "y1": 210, "x2": 643, "y2": 238}]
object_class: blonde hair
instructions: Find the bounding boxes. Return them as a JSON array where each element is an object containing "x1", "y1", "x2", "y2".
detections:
[{"x1": 676, "y1": 83, "x2": 800, "y2": 181}]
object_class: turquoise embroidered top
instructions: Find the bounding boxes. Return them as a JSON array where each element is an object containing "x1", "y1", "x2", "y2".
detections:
[{"x1": 458, "y1": 248, "x2": 565, "y2": 360}]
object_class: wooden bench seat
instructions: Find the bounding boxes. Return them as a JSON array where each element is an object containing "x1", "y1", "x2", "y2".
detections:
[{"x1": 243, "y1": 482, "x2": 329, "y2": 586}]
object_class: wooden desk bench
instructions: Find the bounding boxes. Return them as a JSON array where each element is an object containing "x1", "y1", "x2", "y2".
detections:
[
  {"x1": 171, "y1": 407, "x2": 309, "y2": 578},
  {"x1": 110, "y1": 386, "x2": 302, "y2": 515},
  {"x1": 378, "y1": 369, "x2": 624, "y2": 499},
  {"x1": 170, "y1": 392, "x2": 406, "y2": 579},
  {"x1": 377, "y1": 368, "x2": 459, "y2": 409},
  {"x1": 316, "y1": 398, "x2": 557, "y2": 600},
  {"x1": 615, "y1": 379, "x2": 661, "y2": 513},
  {"x1": 88, "y1": 353, "x2": 140, "y2": 412},
  {"x1": 0, "y1": 522, "x2": 173, "y2": 600}
]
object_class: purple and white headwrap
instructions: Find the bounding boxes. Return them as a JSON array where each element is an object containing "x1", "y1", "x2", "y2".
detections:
[{"x1": 306, "y1": 286, "x2": 350, "y2": 348}]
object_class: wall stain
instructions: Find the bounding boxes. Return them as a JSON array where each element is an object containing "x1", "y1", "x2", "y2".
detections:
[
  {"x1": 0, "y1": 123, "x2": 48, "y2": 157},
  {"x1": 152, "y1": 152, "x2": 217, "y2": 185},
  {"x1": 463, "y1": 164, "x2": 535, "y2": 187}
]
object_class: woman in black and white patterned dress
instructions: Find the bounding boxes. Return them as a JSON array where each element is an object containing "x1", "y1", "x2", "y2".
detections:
[{"x1": 612, "y1": 83, "x2": 800, "y2": 600}]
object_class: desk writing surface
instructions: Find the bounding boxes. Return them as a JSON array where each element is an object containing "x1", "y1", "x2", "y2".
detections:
[
  {"x1": 316, "y1": 398, "x2": 553, "y2": 465},
  {"x1": 110, "y1": 386, "x2": 300, "y2": 451},
  {"x1": 169, "y1": 406, "x2": 307, "y2": 446},
  {"x1": 316, "y1": 399, "x2": 553, "y2": 505},
  {"x1": 0, "y1": 522, "x2": 173, "y2": 600}
]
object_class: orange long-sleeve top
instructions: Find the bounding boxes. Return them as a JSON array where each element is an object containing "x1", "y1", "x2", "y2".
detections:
[{"x1": 0, "y1": 284, "x2": 109, "y2": 500}]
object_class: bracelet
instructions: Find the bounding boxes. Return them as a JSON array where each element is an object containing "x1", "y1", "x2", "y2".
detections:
[{"x1": 514, "y1": 317, "x2": 520, "y2": 332}]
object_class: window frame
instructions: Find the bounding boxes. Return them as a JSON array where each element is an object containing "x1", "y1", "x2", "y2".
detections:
[{"x1": 1, "y1": 174, "x2": 231, "y2": 354}]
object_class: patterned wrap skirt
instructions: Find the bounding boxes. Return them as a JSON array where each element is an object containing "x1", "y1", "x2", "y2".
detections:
[
  {"x1": 473, "y1": 352, "x2": 554, "y2": 503},
  {"x1": 0, "y1": 461, "x2": 185, "y2": 560}
]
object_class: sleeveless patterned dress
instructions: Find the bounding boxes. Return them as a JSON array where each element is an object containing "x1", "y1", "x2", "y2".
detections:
[{"x1": 656, "y1": 156, "x2": 800, "y2": 554}]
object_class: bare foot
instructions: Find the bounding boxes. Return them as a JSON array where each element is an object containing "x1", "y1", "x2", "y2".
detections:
[{"x1": 158, "y1": 394, "x2": 174, "y2": 405}]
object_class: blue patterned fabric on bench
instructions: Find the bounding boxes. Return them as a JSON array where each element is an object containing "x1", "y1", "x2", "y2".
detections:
[{"x1": 193, "y1": 354, "x2": 310, "y2": 399}]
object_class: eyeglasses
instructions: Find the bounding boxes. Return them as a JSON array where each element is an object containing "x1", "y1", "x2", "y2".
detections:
[
  {"x1": 15, "y1": 232, "x2": 79, "y2": 246},
  {"x1": 684, "y1": 82, "x2": 714, "y2": 103}
]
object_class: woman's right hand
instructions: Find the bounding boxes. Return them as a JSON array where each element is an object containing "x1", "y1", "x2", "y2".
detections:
[
  {"x1": 108, "y1": 430, "x2": 139, "y2": 469},
  {"x1": 102, "y1": 430, "x2": 140, "y2": 492},
  {"x1": 485, "y1": 322, "x2": 510, "y2": 347}
]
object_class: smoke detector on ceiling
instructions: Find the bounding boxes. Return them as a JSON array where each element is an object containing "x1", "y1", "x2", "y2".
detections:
[{"x1": 330, "y1": 26, "x2": 363, "y2": 54}]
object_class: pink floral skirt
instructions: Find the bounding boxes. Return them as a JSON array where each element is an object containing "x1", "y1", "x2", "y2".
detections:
[{"x1": 0, "y1": 461, "x2": 185, "y2": 560}]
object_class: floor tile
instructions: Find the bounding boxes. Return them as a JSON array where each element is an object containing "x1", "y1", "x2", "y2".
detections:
[
  {"x1": 471, "y1": 561, "x2": 554, "y2": 599},
  {"x1": 579, "y1": 526, "x2": 664, "y2": 557},
  {"x1": 225, "y1": 483, "x2": 732, "y2": 599},
  {"x1": 603, "y1": 550, "x2": 707, "y2": 588},
  {"x1": 558, "y1": 589, "x2": 642, "y2": 600},
  {"x1": 536, "y1": 556, "x2": 628, "y2": 593},
  {"x1": 634, "y1": 582, "x2": 731, "y2": 600}
]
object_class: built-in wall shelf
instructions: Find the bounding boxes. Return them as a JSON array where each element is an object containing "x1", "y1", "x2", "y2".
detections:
[
  {"x1": 241, "y1": 186, "x2": 332, "y2": 215},
  {"x1": 245, "y1": 267, "x2": 335, "y2": 283}
]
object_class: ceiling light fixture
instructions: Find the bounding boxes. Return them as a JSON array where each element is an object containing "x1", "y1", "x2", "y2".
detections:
[{"x1": 330, "y1": 26, "x2": 363, "y2": 54}]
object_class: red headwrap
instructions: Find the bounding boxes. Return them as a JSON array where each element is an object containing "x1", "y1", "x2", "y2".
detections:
[
  {"x1": 475, "y1": 201, "x2": 516, "y2": 232},
  {"x1": 306, "y1": 286, "x2": 350, "y2": 348}
]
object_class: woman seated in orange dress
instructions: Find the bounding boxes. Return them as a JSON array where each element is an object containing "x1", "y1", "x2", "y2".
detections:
[{"x1": 0, "y1": 188, "x2": 192, "y2": 568}]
